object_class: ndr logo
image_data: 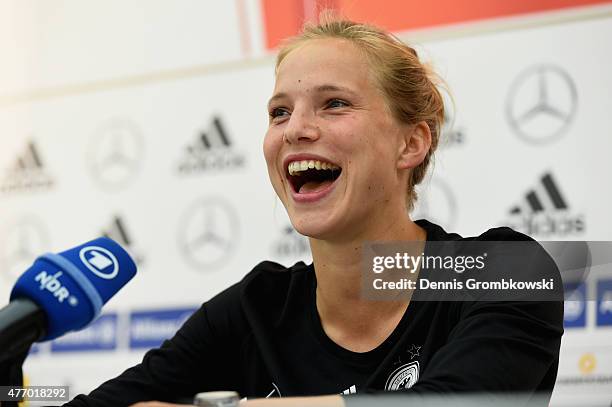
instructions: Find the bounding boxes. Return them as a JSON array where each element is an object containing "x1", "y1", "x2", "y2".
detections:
[
  {"x1": 35, "y1": 270, "x2": 78, "y2": 306},
  {"x1": 177, "y1": 116, "x2": 246, "y2": 174}
]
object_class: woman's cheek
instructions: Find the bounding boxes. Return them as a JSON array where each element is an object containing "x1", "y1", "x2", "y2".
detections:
[
  {"x1": 262, "y1": 130, "x2": 285, "y2": 193},
  {"x1": 262, "y1": 130, "x2": 280, "y2": 166}
]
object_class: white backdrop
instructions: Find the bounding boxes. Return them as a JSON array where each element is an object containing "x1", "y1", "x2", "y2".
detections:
[{"x1": 0, "y1": 1, "x2": 611, "y2": 405}]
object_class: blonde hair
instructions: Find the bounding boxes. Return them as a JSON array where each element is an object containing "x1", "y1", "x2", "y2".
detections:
[{"x1": 275, "y1": 14, "x2": 445, "y2": 211}]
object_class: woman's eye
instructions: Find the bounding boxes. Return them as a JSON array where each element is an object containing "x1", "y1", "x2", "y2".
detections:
[
  {"x1": 326, "y1": 99, "x2": 349, "y2": 109},
  {"x1": 270, "y1": 107, "x2": 289, "y2": 119}
]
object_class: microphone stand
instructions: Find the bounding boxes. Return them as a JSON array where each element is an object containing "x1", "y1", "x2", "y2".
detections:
[
  {"x1": 0, "y1": 298, "x2": 46, "y2": 407},
  {"x1": 0, "y1": 348, "x2": 29, "y2": 407}
]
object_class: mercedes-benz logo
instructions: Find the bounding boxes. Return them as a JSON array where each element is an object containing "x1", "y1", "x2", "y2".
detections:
[
  {"x1": 178, "y1": 198, "x2": 239, "y2": 270},
  {"x1": 0, "y1": 216, "x2": 51, "y2": 283},
  {"x1": 506, "y1": 65, "x2": 577, "y2": 144},
  {"x1": 412, "y1": 178, "x2": 458, "y2": 230},
  {"x1": 88, "y1": 119, "x2": 144, "y2": 189}
]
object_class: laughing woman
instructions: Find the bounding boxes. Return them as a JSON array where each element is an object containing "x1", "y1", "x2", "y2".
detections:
[{"x1": 65, "y1": 16, "x2": 563, "y2": 407}]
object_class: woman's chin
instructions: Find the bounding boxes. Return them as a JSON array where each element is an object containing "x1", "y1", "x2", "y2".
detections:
[
  {"x1": 290, "y1": 216, "x2": 348, "y2": 242},
  {"x1": 292, "y1": 224, "x2": 324, "y2": 240},
  {"x1": 290, "y1": 217, "x2": 330, "y2": 240}
]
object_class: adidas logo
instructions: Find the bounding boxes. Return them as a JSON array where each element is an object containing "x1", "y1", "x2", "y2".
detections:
[
  {"x1": 340, "y1": 385, "x2": 357, "y2": 395},
  {"x1": 510, "y1": 173, "x2": 567, "y2": 214},
  {"x1": 102, "y1": 215, "x2": 144, "y2": 265},
  {"x1": 505, "y1": 172, "x2": 584, "y2": 237},
  {"x1": 440, "y1": 109, "x2": 465, "y2": 148},
  {"x1": 271, "y1": 225, "x2": 309, "y2": 258},
  {"x1": 177, "y1": 116, "x2": 246, "y2": 173},
  {"x1": 0, "y1": 141, "x2": 54, "y2": 194}
]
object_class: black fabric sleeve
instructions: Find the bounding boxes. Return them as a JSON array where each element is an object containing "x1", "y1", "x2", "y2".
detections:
[
  {"x1": 63, "y1": 281, "x2": 248, "y2": 407},
  {"x1": 411, "y1": 299, "x2": 563, "y2": 393}
]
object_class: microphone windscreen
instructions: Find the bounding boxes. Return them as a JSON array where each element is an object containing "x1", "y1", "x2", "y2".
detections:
[{"x1": 10, "y1": 237, "x2": 137, "y2": 340}]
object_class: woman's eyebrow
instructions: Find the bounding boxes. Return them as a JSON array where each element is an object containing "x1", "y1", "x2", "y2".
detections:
[
  {"x1": 314, "y1": 84, "x2": 358, "y2": 96},
  {"x1": 268, "y1": 84, "x2": 358, "y2": 108},
  {"x1": 267, "y1": 92, "x2": 287, "y2": 109}
]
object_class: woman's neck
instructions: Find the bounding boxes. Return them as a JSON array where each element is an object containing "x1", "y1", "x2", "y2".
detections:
[{"x1": 309, "y1": 216, "x2": 426, "y2": 338}]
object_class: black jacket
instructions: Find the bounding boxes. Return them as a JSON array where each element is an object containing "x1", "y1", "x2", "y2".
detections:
[{"x1": 65, "y1": 220, "x2": 563, "y2": 406}]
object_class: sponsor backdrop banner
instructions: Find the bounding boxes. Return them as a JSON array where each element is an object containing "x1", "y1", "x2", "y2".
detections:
[{"x1": 0, "y1": 1, "x2": 611, "y2": 405}]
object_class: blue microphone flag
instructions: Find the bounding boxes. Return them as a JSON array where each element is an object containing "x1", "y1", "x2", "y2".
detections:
[{"x1": 9, "y1": 237, "x2": 137, "y2": 340}]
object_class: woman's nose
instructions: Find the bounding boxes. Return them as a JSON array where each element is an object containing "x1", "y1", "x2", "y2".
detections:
[{"x1": 283, "y1": 109, "x2": 320, "y2": 144}]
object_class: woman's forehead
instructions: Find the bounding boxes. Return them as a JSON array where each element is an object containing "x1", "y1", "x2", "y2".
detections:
[{"x1": 274, "y1": 39, "x2": 374, "y2": 93}]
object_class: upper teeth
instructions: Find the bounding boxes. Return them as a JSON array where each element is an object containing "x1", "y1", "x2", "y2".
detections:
[{"x1": 288, "y1": 160, "x2": 340, "y2": 176}]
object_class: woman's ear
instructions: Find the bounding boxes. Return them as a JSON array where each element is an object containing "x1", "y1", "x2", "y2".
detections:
[{"x1": 397, "y1": 121, "x2": 432, "y2": 170}]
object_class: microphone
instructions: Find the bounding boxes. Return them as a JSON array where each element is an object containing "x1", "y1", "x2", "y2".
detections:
[{"x1": 0, "y1": 237, "x2": 137, "y2": 363}]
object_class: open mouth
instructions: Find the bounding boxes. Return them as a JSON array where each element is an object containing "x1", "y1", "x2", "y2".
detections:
[{"x1": 287, "y1": 160, "x2": 342, "y2": 194}]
